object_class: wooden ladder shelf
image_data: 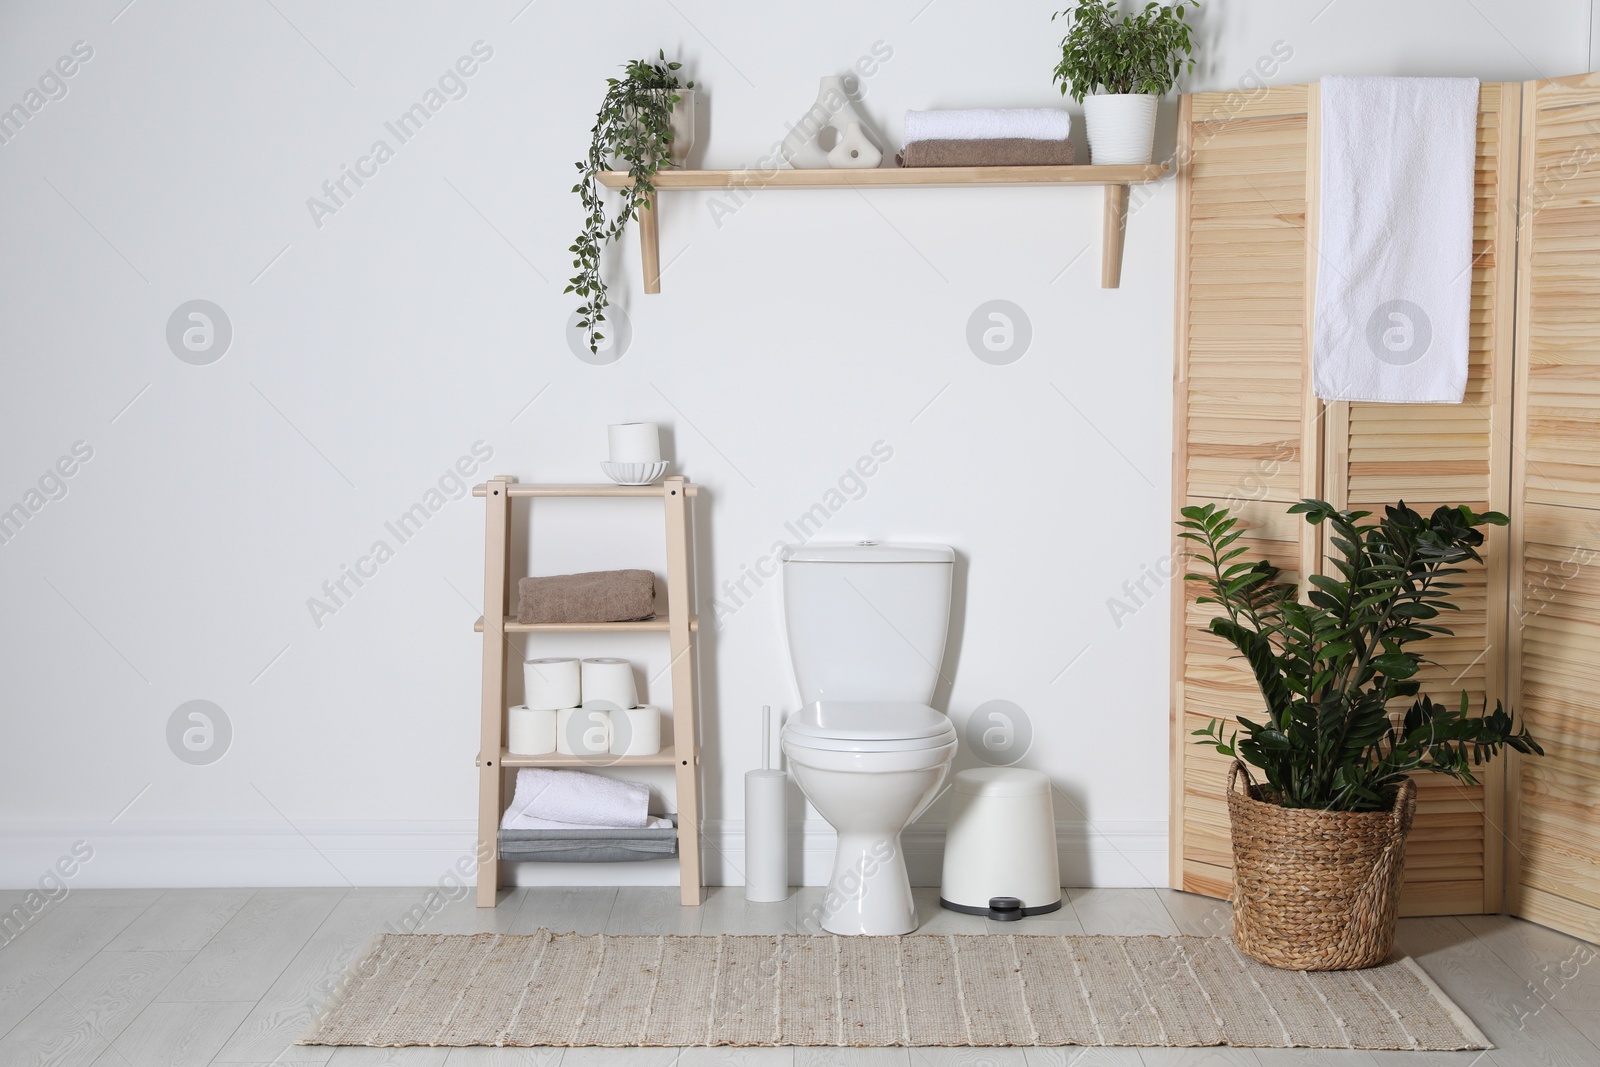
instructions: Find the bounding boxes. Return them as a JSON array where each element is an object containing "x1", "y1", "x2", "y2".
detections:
[
  {"x1": 472, "y1": 475, "x2": 704, "y2": 907},
  {"x1": 597, "y1": 164, "x2": 1168, "y2": 290}
]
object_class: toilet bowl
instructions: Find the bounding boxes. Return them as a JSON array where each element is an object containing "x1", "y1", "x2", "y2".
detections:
[
  {"x1": 783, "y1": 701, "x2": 957, "y2": 935},
  {"x1": 778, "y1": 542, "x2": 958, "y2": 935}
]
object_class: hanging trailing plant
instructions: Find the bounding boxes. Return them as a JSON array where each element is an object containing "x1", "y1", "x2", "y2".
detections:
[
  {"x1": 568, "y1": 52, "x2": 692, "y2": 354},
  {"x1": 1179, "y1": 498, "x2": 1542, "y2": 813}
]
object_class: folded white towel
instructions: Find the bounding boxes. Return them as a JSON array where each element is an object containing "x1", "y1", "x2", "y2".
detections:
[
  {"x1": 903, "y1": 108, "x2": 1072, "y2": 147},
  {"x1": 500, "y1": 811, "x2": 673, "y2": 831},
  {"x1": 1313, "y1": 76, "x2": 1479, "y2": 403},
  {"x1": 502, "y1": 768, "x2": 651, "y2": 829}
]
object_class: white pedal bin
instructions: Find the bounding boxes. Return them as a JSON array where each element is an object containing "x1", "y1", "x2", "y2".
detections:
[{"x1": 939, "y1": 767, "x2": 1062, "y2": 920}]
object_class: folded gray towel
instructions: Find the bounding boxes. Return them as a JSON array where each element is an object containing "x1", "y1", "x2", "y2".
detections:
[
  {"x1": 498, "y1": 815, "x2": 678, "y2": 863},
  {"x1": 896, "y1": 137, "x2": 1076, "y2": 168},
  {"x1": 516, "y1": 569, "x2": 655, "y2": 625}
]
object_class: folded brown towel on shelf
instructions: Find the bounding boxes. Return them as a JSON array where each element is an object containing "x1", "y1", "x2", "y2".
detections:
[
  {"x1": 516, "y1": 569, "x2": 656, "y2": 624},
  {"x1": 896, "y1": 137, "x2": 1076, "y2": 168}
]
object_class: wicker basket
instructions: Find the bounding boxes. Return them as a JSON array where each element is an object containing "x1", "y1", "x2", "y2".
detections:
[{"x1": 1226, "y1": 760, "x2": 1417, "y2": 971}]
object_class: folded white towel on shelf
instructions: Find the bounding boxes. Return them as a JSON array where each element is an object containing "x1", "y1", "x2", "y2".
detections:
[
  {"x1": 902, "y1": 108, "x2": 1072, "y2": 147},
  {"x1": 500, "y1": 811, "x2": 673, "y2": 831},
  {"x1": 1313, "y1": 76, "x2": 1479, "y2": 403},
  {"x1": 501, "y1": 767, "x2": 651, "y2": 829}
]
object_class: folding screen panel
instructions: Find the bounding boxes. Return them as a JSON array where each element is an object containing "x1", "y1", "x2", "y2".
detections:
[
  {"x1": 1171, "y1": 82, "x2": 1523, "y2": 915},
  {"x1": 1170, "y1": 86, "x2": 1320, "y2": 902},
  {"x1": 1317, "y1": 83, "x2": 1523, "y2": 915},
  {"x1": 1505, "y1": 72, "x2": 1600, "y2": 942}
]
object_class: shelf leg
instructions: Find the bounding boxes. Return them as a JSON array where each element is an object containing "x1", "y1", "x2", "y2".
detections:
[
  {"x1": 476, "y1": 764, "x2": 501, "y2": 908},
  {"x1": 1101, "y1": 184, "x2": 1130, "y2": 289},
  {"x1": 639, "y1": 199, "x2": 661, "y2": 294},
  {"x1": 663, "y1": 476, "x2": 704, "y2": 905},
  {"x1": 476, "y1": 476, "x2": 513, "y2": 907}
]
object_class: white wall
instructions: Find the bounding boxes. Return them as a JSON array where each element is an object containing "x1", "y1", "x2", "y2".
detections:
[{"x1": 0, "y1": 0, "x2": 1589, "y2": 892}]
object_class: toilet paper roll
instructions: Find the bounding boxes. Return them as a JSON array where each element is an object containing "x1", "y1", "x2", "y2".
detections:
[
  {"x1": 581, "y1": 658, "x2": 638, "y2": 711},
  {"x1": 557, "y1": 706, "x2": 611, "y2": 756},
  {"x1": 507, "y1": 705, "x2": 557, "y2": 755},
  {"x1": 608, "y1": 705, "x2": 662, "y2": 757},
  {"x1": 607, "y1": 422, "x2": 661, "y2": 464},
  {"x1": 524, "y1": 657, "x2": 581, "y2": 711},
  {"x1": 744, "y1": 769, "x2": 788, "y2": 903}
]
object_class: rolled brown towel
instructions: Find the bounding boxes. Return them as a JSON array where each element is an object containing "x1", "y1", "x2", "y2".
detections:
[
  {"x1": 516, "y1": 569, "x2": 656, "y2": 625},
  {"x1": 896, "y1": 136, "x2": 1076, "y2": 168}
]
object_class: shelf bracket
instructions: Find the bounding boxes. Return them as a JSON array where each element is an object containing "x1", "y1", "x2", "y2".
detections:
[
  {"x1": 1102, "y1": 184, "x2": 1130, "y2": 289},
  {"x1": 639, "y1": 199, "x2": 661, "y2": 294}
]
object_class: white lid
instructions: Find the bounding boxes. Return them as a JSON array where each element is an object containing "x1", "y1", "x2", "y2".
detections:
[
  {"x1": 785, "y1": 701, "x2": 953, "y2": 741},
  {"x1": 782, "y1": 542, "x2": 954, "y2": 564},
  {"x1": 952, "y1": 767, "x2": 1053, "y2": 797}
]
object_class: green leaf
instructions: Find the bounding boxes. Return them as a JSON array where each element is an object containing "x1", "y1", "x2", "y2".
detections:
[{"x1": 1051, "y1": 0, "x2": 1200, "y2": 101}]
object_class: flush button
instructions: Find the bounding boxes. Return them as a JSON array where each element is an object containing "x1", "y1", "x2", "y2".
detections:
[{"x1": 858, "y1": 540, "x2": 877, "y2": 546}]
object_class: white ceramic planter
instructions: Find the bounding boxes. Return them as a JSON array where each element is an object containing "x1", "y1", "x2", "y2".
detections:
[
  {"x1": 642, "y1": 89, "x2": 695, "y2": 166},
  {"x1": 1083, "y1": 92, "x2": 1158, "y2": 165},
  {"x1": 667, "y1": 88, "x2": 695, "y2": 166}
]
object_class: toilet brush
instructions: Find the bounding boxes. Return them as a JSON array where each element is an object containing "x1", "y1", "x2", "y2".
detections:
[{"x1": 744, "y1": 705, "x2": 788, "y2": 902}]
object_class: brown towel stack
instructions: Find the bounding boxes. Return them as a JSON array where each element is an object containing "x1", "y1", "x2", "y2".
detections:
[
  {"x1": 897, "y1": 137, "x2": 1076, "y2": 168},
  {"x1": 516, "y1": 569, "x2": 656, "y2": 625}
]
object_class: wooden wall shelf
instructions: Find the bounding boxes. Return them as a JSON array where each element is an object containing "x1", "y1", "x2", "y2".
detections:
[
  {"x1": 598, "y1": 164, "x2": 1168, "y2": 289},
  {"x1": 597, "y1": 165, "x2": 1165, "y2": 189}
]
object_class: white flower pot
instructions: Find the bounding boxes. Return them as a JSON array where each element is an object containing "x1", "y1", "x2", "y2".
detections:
[
  {"x1": 667, "y1": 89, "x2": 695, "y2": 167},
  {"x1": 641, "y1": 89, "x2": 695, "y2": 167},
  {"x1": 1083, "y1": 93, "x2": 1158, "y2": 165}
]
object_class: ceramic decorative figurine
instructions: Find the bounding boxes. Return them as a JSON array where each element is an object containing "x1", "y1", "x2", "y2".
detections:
[
  {"x1": 827, "y1": 122, "x2": 882, "y2": 168},
  {"x1": 780, "y1": 76, "x2": 882, "y2": 170}
]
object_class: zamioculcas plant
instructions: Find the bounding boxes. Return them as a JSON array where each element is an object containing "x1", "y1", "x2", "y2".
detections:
[
  {"x1": 568, "y1": 52, "x2": 692, "y2": 354},
  {"x1": 1179, "y1": 498, "x2": 1542, "y2": 812}
]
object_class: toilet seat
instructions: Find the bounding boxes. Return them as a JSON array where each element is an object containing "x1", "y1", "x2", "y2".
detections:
[
  {"x1": 784, "y1": 731, "x2": 957, "y2": 754},
  {"x1": 783, "y1": 700, "x2": 956, "y2": 753}
]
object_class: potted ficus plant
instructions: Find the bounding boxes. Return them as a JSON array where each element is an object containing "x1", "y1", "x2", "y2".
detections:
[
  {"x1": 568, "y1": 52, "x2": 694, "y2": 354},
  {"x1": 1180, "y1": 499, "x2": 1542, "y2": 971},
  {"x1": 1052, "y1": 1, "x2": 1199, "y2": 165}
]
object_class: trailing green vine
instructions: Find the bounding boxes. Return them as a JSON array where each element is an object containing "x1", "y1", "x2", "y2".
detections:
[{"x1": 568, "y1": 52, "x2": 692, "y2": 354}]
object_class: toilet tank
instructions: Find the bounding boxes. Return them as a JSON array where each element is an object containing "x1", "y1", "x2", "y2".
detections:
[{"x1": 781, "y1": 542, "x2": 954, "y2": 705}]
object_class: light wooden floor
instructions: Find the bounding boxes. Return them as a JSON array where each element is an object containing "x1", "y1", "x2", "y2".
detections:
[{"x1": 1, "y1": 885, "x2": 1596, "y2": 1066}]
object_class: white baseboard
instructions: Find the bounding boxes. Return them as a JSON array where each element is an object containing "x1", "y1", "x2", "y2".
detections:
[
  {"x1": 0, "y1": 819, "x2": 1169, "y2": 891},
  {"x1": 0, "y1": 822, "x2": 482, "y2": 892},
  {"x1": 700, "y1": 819, "x2": 1169, "y2": 890}
]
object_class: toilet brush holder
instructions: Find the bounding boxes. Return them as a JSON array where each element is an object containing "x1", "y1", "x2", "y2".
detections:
[
  {"x1": 744, "y1": 770, "x2": 787, "y2": 902},
  {"x1": 745, "y1": 705, "x2": 787, "y2": 902}
]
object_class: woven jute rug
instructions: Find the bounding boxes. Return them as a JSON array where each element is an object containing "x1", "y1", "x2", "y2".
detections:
[{"x1": 299, "y1": 930, "x2": 1490, "y2": 1050}]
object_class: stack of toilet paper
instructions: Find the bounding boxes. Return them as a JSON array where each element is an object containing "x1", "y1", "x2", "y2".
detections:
[{"x1": 508, "y1": 656, "x2": 662, "y2": 757}]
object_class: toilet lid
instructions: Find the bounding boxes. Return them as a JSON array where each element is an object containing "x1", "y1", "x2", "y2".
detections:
[{"x1": 784, "y1": 701, "x2": 954, "y2": 744}]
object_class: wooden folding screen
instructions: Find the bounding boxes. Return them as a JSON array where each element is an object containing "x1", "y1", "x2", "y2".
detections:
[
  {"x1": 1505, "y1": 72, "x2": 1600, "y2": 942},
  {"x1": 1171, "y1": 82, "x2": 1524, "y2": 915}
]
